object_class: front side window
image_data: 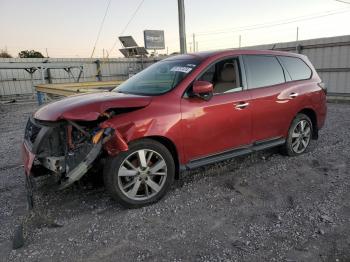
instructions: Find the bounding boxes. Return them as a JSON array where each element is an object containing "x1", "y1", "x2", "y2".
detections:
[
  {"x1": 114, "y1": 59, "x2": 200, "y2": 95},
  {"x1": 278, "y1": 56, "x2": 312, "y2": 81},
  {"x1": 243, "y1": 55, "x2": 285, "y2": 89},
  {"x1": 198, "y1": 58, "x2": 242, "y2": 94}
]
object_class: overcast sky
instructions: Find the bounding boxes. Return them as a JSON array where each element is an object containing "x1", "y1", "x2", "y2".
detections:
[{"x1": 1, "y1": 0, "x2": 350, "y2": 58}]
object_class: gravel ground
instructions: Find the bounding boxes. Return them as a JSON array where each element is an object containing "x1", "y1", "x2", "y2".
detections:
[{"x1": 0, "y1": 102, "x2": 349, "y2": 262}]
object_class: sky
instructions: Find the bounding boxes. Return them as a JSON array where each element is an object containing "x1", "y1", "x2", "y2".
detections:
[{"x1": 1, "y1": 0, "x2": 350, "y2": 58}]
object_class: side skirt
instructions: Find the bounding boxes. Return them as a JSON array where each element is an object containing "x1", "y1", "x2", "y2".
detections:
[{"x1": 180, "y1": 137, "x2": 285, "y2": 171}]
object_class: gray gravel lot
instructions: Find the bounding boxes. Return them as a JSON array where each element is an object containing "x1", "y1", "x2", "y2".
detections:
[{"x1": 0, "y1": 102, "x2": 349, "y2": 262}]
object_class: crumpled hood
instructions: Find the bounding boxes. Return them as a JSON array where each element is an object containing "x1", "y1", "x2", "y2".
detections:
[{"x1": 34, "y1": 92, "x2": 152, "y2": 121}]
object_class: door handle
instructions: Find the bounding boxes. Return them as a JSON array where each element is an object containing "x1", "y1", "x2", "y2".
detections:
[
  {"x1": 289, "y1": 92, "x2": 298, "y2": 98},
  {"x1": 235, "y1": 102, "x2": 249, "y2": 109}
]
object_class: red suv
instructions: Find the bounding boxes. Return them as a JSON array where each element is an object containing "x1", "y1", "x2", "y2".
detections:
[{"x1": 23, "y1": 50, "x2": 327, "y2": 208}]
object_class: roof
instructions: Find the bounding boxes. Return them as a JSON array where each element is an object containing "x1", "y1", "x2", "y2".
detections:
[{"x1": 165, "y1": 49, "x2": 305, "y2": 61}]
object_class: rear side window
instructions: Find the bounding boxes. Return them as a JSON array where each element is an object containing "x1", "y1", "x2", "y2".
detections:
[
  {"x1": 278, "y1": 56, "x2": 312, "y2": 81},
  {"x1": 243, "y1": 55, "x2": 285, "y2": 89}
]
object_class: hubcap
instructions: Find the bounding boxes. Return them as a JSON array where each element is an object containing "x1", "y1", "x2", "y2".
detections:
[
  {"x1": 291, "y1": 120, "x2": 311, "y2": 153},
  {"x1": 117, "y1": 149, "x2": 167, "y2": 201}
]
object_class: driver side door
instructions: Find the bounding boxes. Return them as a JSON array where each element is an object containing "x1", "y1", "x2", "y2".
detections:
[{"x1": 180, "y1": 57, "x2": 252, "y2": 166}]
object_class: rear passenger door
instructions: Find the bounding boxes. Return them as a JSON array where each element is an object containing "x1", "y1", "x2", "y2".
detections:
[{"x1": 242, "y1": 55, "x2": 298, "y2": 142}]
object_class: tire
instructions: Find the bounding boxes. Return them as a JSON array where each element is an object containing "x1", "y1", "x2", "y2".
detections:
[
  {"x1": 103, "y1": 139, "x2": 175, "y2": 208},
  {"x1": 284, "y1": 113, "x2": 313, "y2": 156}
]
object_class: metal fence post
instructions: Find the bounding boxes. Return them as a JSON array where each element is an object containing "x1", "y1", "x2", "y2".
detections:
[
  {"x1": 47, "y1": 68, "x2": 52, "y2": 84},
  {"x1": 296, "y1": 44, "x2": 302, "y2": 54},
  {"x1": 95, "y1": 60, "x2": 102, "y2": 81},
  {"x1": 36, "y1": 67, "x2": 45, "y2": 105}
]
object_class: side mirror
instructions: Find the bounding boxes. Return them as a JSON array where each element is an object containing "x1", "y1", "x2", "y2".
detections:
[{"x1": 192, "y1": 80, "x2": 213, "y2": 101}]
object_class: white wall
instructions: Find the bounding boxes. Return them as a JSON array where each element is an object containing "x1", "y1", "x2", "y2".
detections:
[{"x1": 0, "y1": 57, "x2": 160, "y2": 99}]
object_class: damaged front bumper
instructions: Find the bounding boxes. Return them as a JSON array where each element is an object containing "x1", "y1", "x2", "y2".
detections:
[{"x1": 22, "y1": 116, "x2": 128, "y2": 190}]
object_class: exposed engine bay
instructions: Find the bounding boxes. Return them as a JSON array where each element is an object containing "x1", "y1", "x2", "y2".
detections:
[{"x1": 24, "y1": 111, "x2": 127, "y2": 189}]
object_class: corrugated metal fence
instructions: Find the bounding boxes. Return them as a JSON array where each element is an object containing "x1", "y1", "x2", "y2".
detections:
[
  {"x1": 250, "y1": 34, "x2": 350, "y2": 96},
  {"x1": 0, "y1": 57, "x2": 161, "y2": 100},
  {"x1": 1, "y1": 34, "x2": 349, "y2": 100}
]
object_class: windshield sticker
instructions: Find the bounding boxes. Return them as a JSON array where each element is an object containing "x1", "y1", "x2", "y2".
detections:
[
  {"x1": 186, "y1": 64, "x2": 197, "y2": 67},
  {"x1": 170, "y1": 66, "x2": 193, "y2": 73}
]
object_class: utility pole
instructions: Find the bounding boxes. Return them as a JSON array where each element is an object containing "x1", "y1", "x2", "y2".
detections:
[
  {"x1": 192, "y1": 33, "x2": 196, "y2": 52},
  {"x1": 295, "y1": 27, "x2": 301, "y2": 53},
  {"x1": 296, "y1": 27, "x2": 299, "y2": 41},
  {"x1": 239, "y1": 35, "x2": 242, "y2": 48},
  {"x1": 178, "y1": 0, "x2": 187, "y2": 54}
]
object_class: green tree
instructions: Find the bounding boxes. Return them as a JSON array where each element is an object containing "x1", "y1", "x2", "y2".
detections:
[
  {"x1": 18, "y1": 50, "x2": 44, "y2": 58},
  {"x1": 0, "y1": 49, "x2": 12, "y2": 58}
]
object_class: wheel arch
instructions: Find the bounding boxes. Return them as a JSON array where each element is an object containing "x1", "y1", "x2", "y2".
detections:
[
  {"x1": 297, "y1": 108, "x2": 318, "y2": 139},
  {"x1": 132, "y1": 135, "x2": 181, "y2": 180}
]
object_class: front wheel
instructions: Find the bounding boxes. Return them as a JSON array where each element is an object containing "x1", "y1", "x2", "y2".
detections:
[
  {"x1": 103, "y1": 139, "x2": 175, "y2": 208},
  {"x1": 284, "y1": 113, "x2": 313, "y2": 156}
]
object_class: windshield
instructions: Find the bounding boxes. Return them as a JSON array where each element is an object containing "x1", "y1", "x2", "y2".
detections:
[{"x1": 114, "y1": 59, "x2": 200, "y2": 95}]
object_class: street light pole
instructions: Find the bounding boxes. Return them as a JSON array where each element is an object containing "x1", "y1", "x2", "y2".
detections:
[{"x1": 178, "y1": 0, "x2": 187, "y2": 54}]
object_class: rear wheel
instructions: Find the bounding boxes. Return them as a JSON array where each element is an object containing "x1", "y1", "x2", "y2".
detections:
[
  {"x1": 103, "y1": 139, "x2": 175, "y2": 208},
  {"x1": 284, "y1": 113, "x2": 313, "y2": 156}
]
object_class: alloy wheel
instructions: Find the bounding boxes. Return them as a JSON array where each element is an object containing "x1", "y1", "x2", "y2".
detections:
[
  {"x1": 291, "y1": 120, "x2": 311, "y2": 154},
  {"x1": 117, "y1": 149, "x2": 167, "y2": 201}
]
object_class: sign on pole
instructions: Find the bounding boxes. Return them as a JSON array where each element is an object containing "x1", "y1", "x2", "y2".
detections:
[{"x1": 144, "y1": 30, "x2": 165, "y2": 50}]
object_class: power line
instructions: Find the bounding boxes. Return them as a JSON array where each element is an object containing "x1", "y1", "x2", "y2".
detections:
[
  {"x1": 90, "y1": 0, "x2": 112, "y2": 58},
  {"x1": 335, "y1": 0, "x2": 350, "y2": 4},
  {"x1": 193, "y1": 21, "x2": 347, "y2": 51},
  {"x1": 108, "y1": 0, "x2": 145, "y2": 57},
  {"x1": 196, "y1": 8, "x2": 350, "y2": 36},
  {"x1": 194, "y1": 8, "x2": 350, "y2": 36},
  {"x1": 196, "y1": 26, "x2": 298, "y2": 45},
  {"x1": 120, "y1": 0, "x2": 145, "y2": 35}
]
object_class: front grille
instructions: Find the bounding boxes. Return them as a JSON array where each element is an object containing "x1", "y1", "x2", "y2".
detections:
[{"x1": 24, "y1": 118, "x2": 42, "y2": 144}]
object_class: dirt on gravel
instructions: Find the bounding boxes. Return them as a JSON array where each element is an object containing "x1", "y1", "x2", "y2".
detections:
[{"x1": 0, "y1": 102, "x2": 349, "y2": 262}]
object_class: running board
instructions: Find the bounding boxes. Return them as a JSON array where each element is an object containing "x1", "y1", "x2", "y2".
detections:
[{"x1": 183, "y1": 137, "x2": 285, "y2": 170}]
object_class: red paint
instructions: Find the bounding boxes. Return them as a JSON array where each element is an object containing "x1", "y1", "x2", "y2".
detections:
[
  {"x1": 33, "y1": 50, "x2": 327, "y2": 166},
  {"x1": 34, "y1": 92, "x2": 152, "y2": 121},
  {"x1": 103, "y1": 131, "x2": 129, "y2": 156},
  {"x1": 181, "y1": 90, "x2": 252, "y2": 160},
  {"x1": 22, "y1": 142, "x2": 35, "y2": 176},
  {"x1": 193, "y1": 80, "x2": 213, "y2": 94}
]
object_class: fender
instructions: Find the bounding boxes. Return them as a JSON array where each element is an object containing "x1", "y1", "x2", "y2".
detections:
[{"x1": 99, "y1": 97, "x2": 185, "y2": 163}]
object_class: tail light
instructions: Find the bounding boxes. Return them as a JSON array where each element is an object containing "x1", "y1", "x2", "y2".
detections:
[{"x1": 318, "y1": 82, "x2": 327, "y2": 95}]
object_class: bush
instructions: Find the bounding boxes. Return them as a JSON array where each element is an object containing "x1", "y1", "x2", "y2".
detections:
[
  {"x1": 18, "y1": 50, "x2": 44, "y2": 58},
  {"x1": 0, "y1": 49, "x2": 12, "y2": 58}
]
